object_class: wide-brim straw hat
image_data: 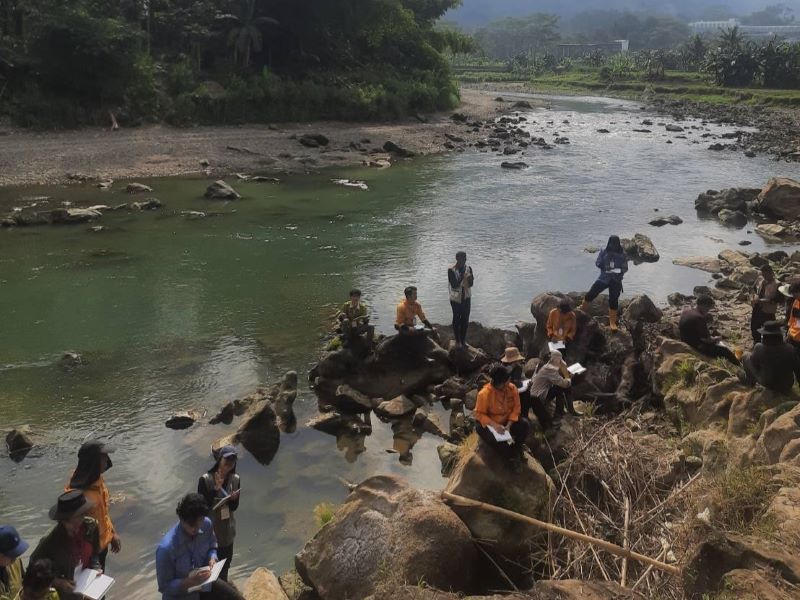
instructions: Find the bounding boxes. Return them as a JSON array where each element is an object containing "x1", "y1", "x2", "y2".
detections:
[
  {"x1": 501, "y1": 346, "x2": 525, "y2": 364},
  {"x1": 49, "y1": 490, "x2": 95, "y2": 521}
]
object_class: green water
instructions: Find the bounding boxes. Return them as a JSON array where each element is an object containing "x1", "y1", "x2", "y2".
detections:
[{"x1": 2, "y1": 94, "x2": 800, "y2": 598}]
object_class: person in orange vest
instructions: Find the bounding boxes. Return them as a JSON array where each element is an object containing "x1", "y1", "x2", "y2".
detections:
[
  {"x1": 546, "y1": 299, "x2": 577, "y2": 349},
  {"x1": 395, "y1": 286, "x2": 435, "y2": 336},
  {"x1": 64, "y1": 441, "x2": 121, "y2": 571},
  {"x1": 474, "y1": 364, "x2": 530, "y2": 467},
  {"x1": 785, "y1": 283, "x2": 800, "y2": 355}
]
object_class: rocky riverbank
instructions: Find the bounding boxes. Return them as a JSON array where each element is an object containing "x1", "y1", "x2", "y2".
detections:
[{"x1": 0, "y1": 89, "x2": 538, "y2": 188}]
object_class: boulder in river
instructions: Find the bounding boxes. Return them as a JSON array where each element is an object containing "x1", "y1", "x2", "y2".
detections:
[
  {"x1": 623, "y1": 294, "x2": 663, "y2": 323},
  {"x1": 6, "y1": 426, "x2": 33, "y2": 457},
  {"x1": 383, "y1": 141, "x2": 415, "y2": 158},
  {"x1": 375, "y1": 395, "x2": 417, "y2": 419},
  {"x1": 500, "y1": 161, "x2": 528, "y2": 170},
  {"x1": 757, "y1": 177, "x2": 800, "y2": 220},
  {"x1": 237, "y1": 401, "x2": 281, "y2": 465},
  {"x1": 307, "y1": 412, "x2": 371, "y2": 437},
  {"x1": 648, "y1": 215, "x2": 682, "y2": 227},
  {"x1": 129, "y1": 198, "x2": 162, "y2": 211},
  {"x1": 333, "y1": 384, "x2": 379, "y2": 413},
  {"x1": 756, "y1": 223, "x2": 788, "y2": 239},
  {"x1": 165, "y1": 411, "x2": 202, "y2": 430},
  {"x1": 204, "y1": 180, "x2": 241, "y2": 200},
  {"x1": 622, "y1": 233, "x2": 659, "y2": 262},
  {"x1": 125, "y1": 183, "x2": 153, "y2": 194},
  {"x1": 50, "y1": 208, "x2": 102, "y2": 224},
  {"x1": 295, "y1": 475, "x2": 478, "y2": 599},
  {"x1": 673, "y1": 256, "x2": 722, "y2": 273},
  {"x1": 695, "y1": 188, "x2": 760, "y2": 215},
  {"x1": 717, "y1": 209, "x2": 747, "y2": 227},
  {"x1": 273, "y1": 371, "x2": 298, "y2": 433},
  {"x1": 243, "y1": 567, "x2": 288, "y2": 600}
]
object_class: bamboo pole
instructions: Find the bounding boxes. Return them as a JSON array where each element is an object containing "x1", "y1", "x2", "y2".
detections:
[
  {"x1": 441, "y1": 491, "x2": 681, "y2": 577},
  {"x1": 620, "y1": 495, "x2": 631, "y2": 587}
]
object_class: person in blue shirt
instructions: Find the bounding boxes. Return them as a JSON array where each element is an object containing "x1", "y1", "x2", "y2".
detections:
[
  {"x1": 581, "y1": 235, "x2": 628, "y2": 332},
  {"x1": 155, "y1": 493, "x2": 243, "y2": 600}
]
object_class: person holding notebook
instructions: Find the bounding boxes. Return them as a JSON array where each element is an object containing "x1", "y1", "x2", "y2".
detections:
[
  {"x1": 474, "y1": 364, "x2": 530, "y2": 468},
  {"x1": 197, "y1": 447, "x2": 241, "y2": 582},
  {"x1": 581, "y1": 235, "x2": 628, "y2": 332}
]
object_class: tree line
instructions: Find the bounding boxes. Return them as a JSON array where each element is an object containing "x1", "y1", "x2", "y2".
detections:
[{"x1": 0, "y1": 0, "x2": 469, "y2": 127}]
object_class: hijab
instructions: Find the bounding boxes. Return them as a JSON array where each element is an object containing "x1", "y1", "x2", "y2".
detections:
[
  {"x1": 69, "y1": 441, "x2": 111, "y2": 489},
  {"x1": 606, "y1": 235, "x2": 623, "y2": 254}
]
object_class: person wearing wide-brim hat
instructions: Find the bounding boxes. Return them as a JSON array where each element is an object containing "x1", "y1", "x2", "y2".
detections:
[
  {"x1": 0, "y1": 525, "x2": 30, "y2": 600},
  {"x1": 500, "y1": 347, "x2": 524, "y2": 365},
  {"x1": 65, "y1": 440, "x2": 120, "y2": 570},
  {"x1": 740, "y1": 321, "x2": 800, "y2": 394},
  {"x1": 30, "y1": 491, "x2": 101, "y2": 599}
]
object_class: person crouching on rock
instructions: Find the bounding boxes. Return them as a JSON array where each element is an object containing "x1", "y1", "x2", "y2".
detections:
[
  {"x1": 740, "y1": 321, "x2": 800, "y2": 394},
  {"x1": 581, "y1": 235, "x2": 628, "y2": 332},
  {"x1": 679, "y1": 295, "x2": 739, "y2": 365},
  {"x1": 448, "y1": 251, "x2": 474, "y2": 348},
  {"x1": 547, "y1": 299, "x2": 577, "y2": 352},
  {"x1": 750, "y1": 265, "x2": 780, "y2": 344},
  {"x1": 529, "y1": 351, "x2": 578, "y2": 427},
  {"x1": 337, "y1": 288, "x2": 374, "y2": 345},
  {"x1": 395, "y1": 286, "x2": 437, "y2": 339},
  {"x1": 474, "y1": 364, "x2": 530, "y2": 467}
]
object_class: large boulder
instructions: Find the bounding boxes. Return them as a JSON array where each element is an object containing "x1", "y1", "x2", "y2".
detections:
[
  {"x1": 333, "y1": 384, "x2": 380, "y2": 413},
  {"x1": 719, "y1": 249, "x2": 752, "y2": 270},
  {"x1": 758, "y1": 177, "x2": 800, "y2": 220},
  {"x1": 673, "y1": 256, "x2": 722, "y2": 273},
  {"x1": 237, "y1": 401, "x2": 281, "y2": 464},
  {"x1": 205, "y1": 180, "x2": 241, "y2": 200},
  {"x1": 447, "y1": 344, "x2": 491, "y2": 374},
  {"x1": 273, "y1": 371, "x2": 298, "y2": 433},
  {"x1": 436, "y1": 323, "x2": 518, "y2": 359},
  {"x1": 295, "y1": 475, "x2": 478, "y2": 599},
  {"x1": 623, "y1": 294, "x2": 663, "y2": 323},
  {"x1": 6, "y1": 426, "x2": 33, "y2": 458},
  {"x1": 444, "y1": 439, "x2": 554, "y2": 586},
  {"x1": 622, "y1": 233, "x2": 659, "y2": 263},
  {"x1": 695, "y1": 188, "x2": 760, "y2": 215},
  {"x1": 244, "y1": 568, "x2": 289, "y2": 600}
]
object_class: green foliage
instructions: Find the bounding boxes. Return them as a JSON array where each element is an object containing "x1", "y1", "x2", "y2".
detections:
[
  {"x1": 313, "y1": 502, "x2": 336, "y2": 528},
  {"x1": 474, "y1": 13, "x2": 560, "y2": 60},
  {"x1": 704, "y1": 467, "x2": 779, "y2": 535}
]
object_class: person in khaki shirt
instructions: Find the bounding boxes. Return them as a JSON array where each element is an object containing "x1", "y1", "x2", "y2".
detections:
[{"x1": 0, "y1": 526, "x2": 28, "y2": 600}]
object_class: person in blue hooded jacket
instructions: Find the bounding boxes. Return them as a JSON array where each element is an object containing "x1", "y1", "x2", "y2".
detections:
[{"x1": 581, "y1": 236, "x2": 628, "y2": 331}]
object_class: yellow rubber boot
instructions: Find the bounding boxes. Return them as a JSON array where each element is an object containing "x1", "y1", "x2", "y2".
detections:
[
  {"x1": 609, "y1": 309, "x2": 619, "y2": 332},
  {"x1": 580, "y1": 298, "x2": 590, "y2": 312}
]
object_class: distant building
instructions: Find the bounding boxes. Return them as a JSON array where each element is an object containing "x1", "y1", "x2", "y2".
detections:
[
  {"x1": 556, "y1": 40, "x2": 629, "y2": 59},
  {"x1": 689, "y1": 19, "x2": 800, "y2": 41}
]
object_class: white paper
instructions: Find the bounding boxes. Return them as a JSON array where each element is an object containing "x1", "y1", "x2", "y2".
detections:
[
  {"x1": 188, "y1": 559, "x2": 227, "y2": 592},
  {"x1": 490, "y1": 427, "x2": 513, "y2": 443},
  {"x1": 548, "y1": 341, "x2": 565, "y2": 352},
  {"x1": 609, "y1": 268, "x2": 622, "y2": 274},
  {"x1": 73, "y1": 567, "x2": 115, "y2": 600},
  {"x1": 517, "y1": 379, "x2": 531, "y2": 392},
  {"x1": 568, "y1": 363, "x2": 587, "y2": 375},
  {"x1": 414, "y1": 324, "x2": 425, "y2": 331}
]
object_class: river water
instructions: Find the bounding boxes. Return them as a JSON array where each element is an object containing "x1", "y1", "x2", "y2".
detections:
[{"x1": 2, "y1": 94, "x2": 800, "y2": 598}]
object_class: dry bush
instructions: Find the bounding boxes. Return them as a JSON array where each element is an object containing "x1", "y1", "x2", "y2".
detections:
[{"x1": 540, "y1": 413, "x2": 691, "y2": 600}]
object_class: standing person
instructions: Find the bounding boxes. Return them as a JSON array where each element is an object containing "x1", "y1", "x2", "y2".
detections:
[
  {"x1": 474, "y1": 364, "x2": 530, "y2": 467},
  {"x1": 155, "y1": 493, "x2": 243, "y2": 600},
  {"x1": 0, "y1": 526, "x2": 29, "y2": 600},
  {"x1": 785, "y1": 283, "x2": 800, "y2": 356},
  {"x1": 197, "y1": 447, "x2": 240, "y2": 583},
  {"x1": 546, "y1": 300, "x2": 577, "y2": 349},
  {"x1": 529, "y1": 351, "x2": 578, "y2": 426},
  {"x1": 65, "y1": 440, "x2": 121, "y2": 571},
  {"x1": 15, "y1": 559, "x2": 59, "y2": 600},
  {"x1": 581, "y1": 236, "x2": 628, "y2": 332},
  {"x1": 751, "y1": 265, "x2": 780, "y2": 344},
  {"x1": 679, "y1": 295, "x2": 739, "y2": 364},
  {"x1": 30, "y1": 491, "x2": 101, "y2": 600},
  {"x1": 448, "y1": 251, "x2": 474, "y2": 348},
  {"x1": 336, "y1": 289, "x2": 374, "y2": 345},
  {"x1": 741, "y1": 321, "x2": 800, "y2": 393}
]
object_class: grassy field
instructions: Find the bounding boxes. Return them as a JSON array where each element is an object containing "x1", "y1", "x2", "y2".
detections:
[{"x1": 457, "y1": 65, "x2": 800, "y2": 107}]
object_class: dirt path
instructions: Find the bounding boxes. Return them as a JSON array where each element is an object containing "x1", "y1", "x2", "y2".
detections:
[{"x1": 0, "y1": 89, "x2": 534, "y2": 187}]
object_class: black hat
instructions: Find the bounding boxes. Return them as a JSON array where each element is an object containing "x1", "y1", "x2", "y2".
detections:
[
  {"x1": 0, "y1": 526, "x2": 29, "y2": 558},
  {"x1": 758, "y1": 321, "x2": 785, "y2": 337},
  {"x1": 48, "y1": 491, "x2": 95, "y2": 521}
]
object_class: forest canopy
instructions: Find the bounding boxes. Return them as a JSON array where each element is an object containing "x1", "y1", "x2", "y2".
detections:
[{"x1": 0, "y1": 0, "x2": 467, "y2": 127}]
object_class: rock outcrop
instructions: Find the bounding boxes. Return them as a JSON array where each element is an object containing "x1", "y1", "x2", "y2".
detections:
[
  {"x1": 205, "y1": 180, "x2": 241, "y2": 200},
  {"x1": 244, "y1": 568, "x2": 290, "y2": 600},
  {"x1": 622, "y1": 233, "x2": 659, "y2": 263},
  {"x1": 758, "y1": 177, "x2": 800, "y2": 220},
  {"x1": 295, "y1": 475, "x2": 478, "y2": 599}
]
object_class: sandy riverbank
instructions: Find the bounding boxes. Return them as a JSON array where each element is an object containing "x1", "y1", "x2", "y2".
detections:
[{"x1": 0, "y1": 88, "x2": 540, "y2": 187}]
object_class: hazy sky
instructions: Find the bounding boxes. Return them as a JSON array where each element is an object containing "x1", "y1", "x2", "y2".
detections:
[{"x1": 446, "y1": 1, "x2": 777, "y2": 26}]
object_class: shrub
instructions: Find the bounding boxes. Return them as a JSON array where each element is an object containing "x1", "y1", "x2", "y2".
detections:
[{"x1": 314, "y1": 502, "x2": 336, "y2": 528}]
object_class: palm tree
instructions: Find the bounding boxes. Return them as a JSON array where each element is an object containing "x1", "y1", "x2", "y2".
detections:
[{"x1": 218, "y1": 0, "x2": 277, "y2": 69}]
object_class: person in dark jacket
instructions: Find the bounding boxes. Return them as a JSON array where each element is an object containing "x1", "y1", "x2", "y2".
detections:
[
  {"x1": 30, "y1": 491, "x2": 101, "y2": 600},
  {"x1": 581, "y1": 236, "x2": 628, "y2": 331},
  {"x1": 448, "y1": 251, "x2": 474, "y2": 348},
  {"x1": 741, "y1": 321, "x2": 800, "y2": 393},
  {"x1": 750, "y1": 265, "x2": 780, "y2": 343},
  {"x1": 197, "y1": 447, "x2": 240, "y2": 583},
  {"x1": 18, "y1": 559, "x2": 59, "y2": 600},
  {"x1": 679, "y1": 295, "x2": 739, "y2": 364}
]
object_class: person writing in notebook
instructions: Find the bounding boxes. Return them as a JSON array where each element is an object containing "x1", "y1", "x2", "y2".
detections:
[
  {"x1": 395, "y1": 287, "x2": 435, "y2": 336},
  {"x1": 529, "y1": 350, "x2": 579, "y2": 427},
  {"x1": 679, "y1": 295, "x2": 738, "y2": 364},
  {"x1": 546, "y1": 299, "x2": 577, "y2": 351},
  {"x1": 197, "y1": 446, "x2": 240, "y2": 583},
  {"x1": 474, "y1": 364, "x2": 530, "y2": 468},
  {"x1": 155, "y1": 493, "x2": 243, "y2": 600}
]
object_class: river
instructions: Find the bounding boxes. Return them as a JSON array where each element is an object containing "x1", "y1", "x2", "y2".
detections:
[{"x1": 2, "y1": 94, "x2": 799, "y2": 598}]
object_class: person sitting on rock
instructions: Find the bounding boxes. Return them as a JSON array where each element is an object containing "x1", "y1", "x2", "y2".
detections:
[
  {"x1": 17, "y1": 559, "x2": 59, "y2": 600},
  {"x1": 337, "y1": 289, "x2": 374, "y2": 344},
  {"x1": 679, "y1": 295, "x2": 739, "y2": 364},
  {"x1": 751, "y1": 265, "x2": 780, "y2": 344},
  {"x1": 474, "y1": 364, "x2": 530, "y2": 466},
  {"x1": 529, "y1": 351, "x2": 578, "y2": 427},
  {"x1": 785, "y1": 283, "x2": 800, "y2": 357},
  {"x1": 0, "y1": 525, "x2": 29, "y2": 600},
  {"x1": 395, "y1": 286, "x2": 435, "y2": 336},
  {"x1": 448, "y1": 251, "x2": 474, "y2": 348},
  {"x1": 740, "y1": 321, "x2": 800, "y2": 394},
  {"x1": 580, "y1": 235, "x2": 628, "y2": 332},
  {"x1": 547, "y1": 299, "x2": 577, "y2": 349}
]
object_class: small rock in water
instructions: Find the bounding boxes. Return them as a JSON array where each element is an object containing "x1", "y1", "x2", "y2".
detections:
[
  {"x1": 738, "y1": 240, "x2": 752, "y2": 246},
  {"x1": 129, "y1": 198, "x2": 162, "y2": 211},
  {"x1": 88, "y1": 225, "x2": 104, "y2": 233},
  {"x1": 500, "y1": 161, "x2": 528, "y2": 170},
  {"x1": 383, "y1": 141, "x2": 415, "y2": 158},
  {"x1": 166, "y1": 410, "x2": 203, "y2": 430},
  {"x1": 60, "y1": 351, "x2": 83, "y2": 368},
  {"x1": 125, "y1": 183, "x2": 153, "y2": 194},
  {"x1": 6, "y1": 426, "x2": 33, "y2": 456},
  {"x1": 584, "y1": 246, "x2": 600, "y2": 254},
  {"x1": 331, "y1": 179, "x2": 368, "y2": 191},
  {"x1": 597, "y1": 128, "x2": 610, "y2": 134},
  {"x1": 204, "y1": 180, "x2": 241, "y2": 200}
]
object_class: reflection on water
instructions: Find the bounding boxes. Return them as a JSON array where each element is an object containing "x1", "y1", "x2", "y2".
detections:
[{"x1": 2, "y1": 94, "x2": 800, "y2": 597}]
